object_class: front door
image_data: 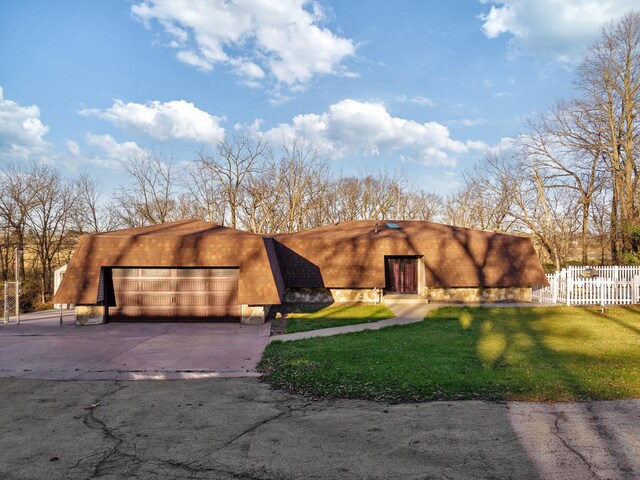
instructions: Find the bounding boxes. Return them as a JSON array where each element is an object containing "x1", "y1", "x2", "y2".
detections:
[{"x1": 386, "y1": 257, "x2": 418, "y2": 294}]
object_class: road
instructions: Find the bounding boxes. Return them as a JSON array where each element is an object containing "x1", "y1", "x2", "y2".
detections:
[
  {"x1": 0, "y1": 378, "x2": 638, "y2": 479},
  {"x1": 2, "y1": 308, "x2": 75, "y2": 325}
]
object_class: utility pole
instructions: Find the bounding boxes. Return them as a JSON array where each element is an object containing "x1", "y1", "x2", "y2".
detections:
[{"x1": 16, "y1": 248, "x2": 22, "y2": 324}]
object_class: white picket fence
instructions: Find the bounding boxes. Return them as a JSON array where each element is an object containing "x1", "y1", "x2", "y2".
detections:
[{"x1": 532, "y1": 266, "x2": 640, "y2": 305}]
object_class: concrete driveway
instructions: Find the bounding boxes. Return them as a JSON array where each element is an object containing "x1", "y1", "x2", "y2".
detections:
[
  {"x1": 0, "y1": 311, "x2": 270, "y2": 380},
  {"x1": 0, "y1": 377, "x2": 639, "y2": 480}
]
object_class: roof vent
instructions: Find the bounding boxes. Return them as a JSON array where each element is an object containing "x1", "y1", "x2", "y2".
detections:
[{"x1": 386, "y1": 222, "x2": 401, "y2": 229}]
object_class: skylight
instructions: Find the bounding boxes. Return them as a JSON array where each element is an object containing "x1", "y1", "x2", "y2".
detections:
[{"x1": 386, "y1": 222, "x2": 401, "y2": 229}]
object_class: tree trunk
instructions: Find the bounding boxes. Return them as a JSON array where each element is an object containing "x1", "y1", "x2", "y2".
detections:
[
  {"x1": 17, "y1": 232, "x2": 25, "y2": 280},
  {"x1": 40, "y1": 263, "x2": 46, "y2": 304},
  {"x1": 610, "y1": 185, "x2": 619, "y2": 263},
  {"x1": 553, "y1": 248, "x2": 562, "y2": 272},
  {"x1": 581, "y1": 202, "x2": 589, "y2": 264}
]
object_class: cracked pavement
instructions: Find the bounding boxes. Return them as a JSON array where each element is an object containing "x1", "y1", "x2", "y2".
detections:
[{"x1": 0, "y1": 378, "x2": 638, "y2": 479}]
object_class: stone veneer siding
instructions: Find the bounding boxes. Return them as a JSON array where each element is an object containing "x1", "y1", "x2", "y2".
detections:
[
  {"x1": 426, "y1": 287, "x2": 532, "y2": 303},
  {"x1": 241, "y1": 305, "x2": 270, "y2": 325},
  {"x1": 283, "y1": 288, "x2": 381, "y2": 303},
  {"x1": 75, "y1": 305, "x2": 105, "y2": 325}
]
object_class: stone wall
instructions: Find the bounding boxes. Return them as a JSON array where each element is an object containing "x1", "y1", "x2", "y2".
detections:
[
  {"x1": 426, "y1": 287, "x2": 532, "y2": 303},
  {"x1": 75, "y1": 305, "x2": 105, "y2": 325},
  {"x1": 241, "y1": 305, "x2": 270, "y2": 325},
  {"x1": 283, "y1": 288, "x2": 381, "y2": 304}
]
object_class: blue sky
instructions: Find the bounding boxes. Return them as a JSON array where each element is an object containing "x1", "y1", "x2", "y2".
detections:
[{"x1": 0, "y1": 0, "x2": 637, "y2": 194}]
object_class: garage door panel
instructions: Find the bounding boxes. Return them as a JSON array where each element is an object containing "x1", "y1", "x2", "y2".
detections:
[
  {"x1": 112, "y1": 268, "x2": 140, "y2": 277},
  {"x1": 176, "y1": 280, "x2": 207, "y2": 291},
  {"x1": 210, "y1": 279, "x2": 238, "y2": 291},
  {"x1": 111, "y1": 307, "x2": 239, "y2": 322},
  {"x1": 112, "y1": 279, "x2": 139, "y2": 291},
  {"x1": 141, "y1": 280, "x2": 172, "y2": 291},
  {"x1": 140, "y1": 295, "x2": 172, "y2": 307},
  {"x1": 210, "y1": 293, "x2": 237, "y2": 306},
  {"x1": 176, "y1": 295, "x2": 209, "y2": 307},
  {"x1": 110, "y1": 268, "x2": 240, "y2": 322},
  {"x1": 141, "y1": 268, "x2": 171, "y2": 277}
]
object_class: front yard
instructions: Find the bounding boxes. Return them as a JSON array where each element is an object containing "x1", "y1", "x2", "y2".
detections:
[{"x1": 259, "y1": 306, "x2": 640, "y2": 402}]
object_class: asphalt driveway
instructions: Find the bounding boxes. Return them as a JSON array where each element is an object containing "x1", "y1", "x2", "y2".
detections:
[
  {"x1": 0, "y1": 377, "x2": 639, "y2": 480},
  {"x1": 0, "y1": 311, "x2": 270, "y2": 380}
]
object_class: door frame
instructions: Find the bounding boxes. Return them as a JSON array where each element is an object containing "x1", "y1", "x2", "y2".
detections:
[{"x1": 384, "y1": 256, "x2": 419, "y2": 294}]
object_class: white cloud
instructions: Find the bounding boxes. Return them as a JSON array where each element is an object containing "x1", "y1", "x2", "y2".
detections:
[
  {"x1": 64, "y1": 139, "x2": 80, "y2": 156},
  {"x1": 451, "y1": 118, "x2": 487, "y2": 127},
  {"x1": 466, "y1": 139, "x2": 490, "y2": 150},
  {"x1": 84, "y1": 133, "x2": 146, "y2": 169},
  {"x1": 80, "y1": 99, "x2": 225, "y2": 143},
  {"x1": 396, "y1": 95, "x2": 434, "y2": 107},
  {"x1": 131, "y1": 0, "x2": 355, "y2": 88},
  {"x1": 0, "y1": 86, "x2": 49, "y2": 160},
  {"x1": 479, "y1": 0, "x2": 638, "y2": 62},
  {"x1": 487, "y1": 136, "x2": 517, "y2": 154},
  {"x1": 264, "y1": 99, "x2": 483, "y2": 167}
]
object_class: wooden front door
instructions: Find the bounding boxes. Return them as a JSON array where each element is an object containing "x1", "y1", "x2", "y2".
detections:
[
  {"x1": 386, "y1": 258, "x2": 418, "y2": 294},
  {"x1": 109, "y1": 267, "x2": 240, "y2": 322}
]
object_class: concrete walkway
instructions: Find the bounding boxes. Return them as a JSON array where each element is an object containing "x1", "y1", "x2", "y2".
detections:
[{"x1": 271, "y1": 301, "x2": 557, "y2": 342}]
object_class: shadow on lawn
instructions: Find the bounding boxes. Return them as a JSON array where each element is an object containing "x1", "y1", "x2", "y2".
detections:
[
  {"x1": 269, "y1": 302, "x2": 351, "y2": 320},
  {"x1": 276, "y1": 302, "x2": 393, "y2": 334},
  {"x1": 431, "y1": 306, "x2": 640, "y2": 400},
  {"x1": 580, "y1": 305, "x2": 640, "y2": 335},
  {"x1": 262, "y1": 305, "x2": 640, "y2": 401}
]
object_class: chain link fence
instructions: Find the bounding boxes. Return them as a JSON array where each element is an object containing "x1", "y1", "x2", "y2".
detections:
[{"x1": 3, "y1": 281, "x2": 20, "y2": 324}]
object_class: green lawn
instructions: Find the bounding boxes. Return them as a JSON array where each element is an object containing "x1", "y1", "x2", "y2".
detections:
[
  {"x1": 282, "y1": 303, "x2": 394, "y2": 334},
  {"x1": 259, "y1": 306, "x2": 640, "y2": 402}
]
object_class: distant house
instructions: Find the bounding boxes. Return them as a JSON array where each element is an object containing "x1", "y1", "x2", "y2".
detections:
[
  {"x1": 53, "y1": 264, "x2": 71, "y2": 309},
  {"x1": 53, "y1": 219, "x2": 548, "y2": 325}
]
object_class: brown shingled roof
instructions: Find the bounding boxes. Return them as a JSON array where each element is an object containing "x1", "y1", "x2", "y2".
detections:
[
  {"x1": 93, "y1": 219, "x2": 257, "y2": 237},
  {"x1": 274, "y1": 220, "x2": 548, "y2": 289},
  {"x1": 54, "y1": 220, "x2": 284, "y2": 305},
  {"x1": 55, "y1": 218, "x2": 547, "y2": 307}
]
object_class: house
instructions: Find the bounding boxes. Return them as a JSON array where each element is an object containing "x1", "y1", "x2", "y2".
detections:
[{"x1": 53, "y1": 219, "x2": 548, "y2": 325}]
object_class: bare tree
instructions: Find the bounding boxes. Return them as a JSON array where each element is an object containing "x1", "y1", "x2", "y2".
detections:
[
  {"x1": 478, "y1": 151, "x2": 579, "y2": 270},
  {"x1": 397, "y1": 190, "x2": 442, "y2": 221},
  {"x1": 0, "y1": 163, "x2": 37, "y2": 279},
  {"x1": 26, "y1": 163, "x2": 78, "y2": 302},
  {"x1": 182, "y1": 158, "x2": 227, "y2": 224},
  {"x1": 74, "y1": 172, "x2": 117, "y2": 233},
  {"x1": 443, "y1": 167, "x2": 513, "y2": 232},
  {"x1": 590, "y1": 188, "x2": 612, "y2": 264},
  {"x1": 197, "y1": 134, "x2": 268, "y2": 229},
  {"x1": 273, "y1": 137, "x2": 330, "y2": 233},
  {"x1": 577, "y1": 12, "x2": 640, "y2": 259},
  {"x1": 442, "y1": 182, "x2": 481, "y2": 229},
  {"x1": 0, "y1": 226, "x2": 16, "y2": 282},
  {"x1": 523, "y1": 100, "x2": 607, "y2": 263},
  {"x1": 333, "y1": 170, "x2": 404, "y2": 222},
  {"x1": 115, "y1": 151, "x2": 180, "y2": 227},
  {"x1": 241, "y1": 165, "x2": 282, "y2": 233}
]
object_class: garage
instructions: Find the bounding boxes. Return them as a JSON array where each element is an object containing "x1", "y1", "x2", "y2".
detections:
[{"x1": 108, "y1": 267, "x2": 241, "y2": 322}]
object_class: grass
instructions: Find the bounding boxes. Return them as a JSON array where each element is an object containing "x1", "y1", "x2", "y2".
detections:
[
  {"x1": 282, "y1": 303, "x2": 394, "y2": 334},
  {"x1": 259, "y1": 306, "x2": 640, "y2": 402}
]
